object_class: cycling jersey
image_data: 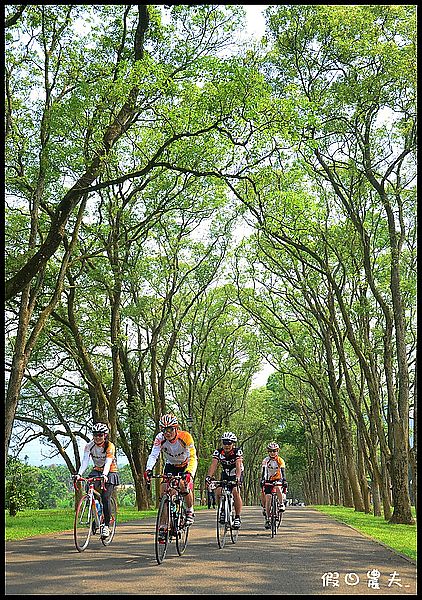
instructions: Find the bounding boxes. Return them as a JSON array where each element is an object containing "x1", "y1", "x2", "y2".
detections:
[
  {"x1": 79, "y1": 440, "x2": 118, "y2": 475},
  {"x1": 212, "y1": 446, "x2": 244, "y2": 478},
  {"x1": 146, "y1": 430, "x2": 198, "y2": 476},
  {"x1": 261, "y1": 455, "x2": 285, "y2": 482}
]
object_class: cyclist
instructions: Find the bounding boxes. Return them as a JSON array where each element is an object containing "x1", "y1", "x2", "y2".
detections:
[
  {"x1": 143, "y1": 414, "x2": 198, "y2": 538},
  {"x1": 260, "y1": 442, "x2": 287, "y2": 529},
  {"x1": 72, "y1": 422, "x2": 120, "y2": 538},
  {"x1": 206, "y1": 431, "x2": 243, "y2": 529}
]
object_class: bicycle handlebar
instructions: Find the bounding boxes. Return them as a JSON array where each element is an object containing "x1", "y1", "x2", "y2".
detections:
[
  {"x1": 146, "y1": 473, "x2": 188, "y2": 490},
  {"x1": 208, "y1": 479, "x2": 239, "y2": 490},
  {"x1": 73, "y1": 476, "x2": 106, "y2": 491}
]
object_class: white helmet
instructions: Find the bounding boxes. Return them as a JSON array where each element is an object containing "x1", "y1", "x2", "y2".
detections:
[
  {"x1": 92, "y1": 422, "x2": 109, "y2": 435},
  {"x1": 221, "y1": 431, "x2": 237, "y2": 444},
  {"x1": 267, "y1": 442, "x2": 279, "y2": 451},
  {"x1": 159, "y1": 413, "x2": 179, "y2": 429}
]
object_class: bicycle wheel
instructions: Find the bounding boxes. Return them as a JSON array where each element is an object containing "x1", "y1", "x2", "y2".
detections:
[
  {"x1": 271, "y1": 495, "x2": 277, "y2": 538},
  {"x1": 101, "y1": 495, "x2": 117, "y2": 546},
  {"x1": 74, "y1": 495, "x2": 93, "y2": 552},
  {"x1": 229, "y1": 496, "x2": 239, "y2": 544},
  {"x1": 155, "y1": 495, "x2": 170, "y2": 564},
  {"x1": 175, "y1": 498, "x2": 189, "y2": 556},
  {"x1": 216, "y1": 496, "x2": 228, "y2": 548}
]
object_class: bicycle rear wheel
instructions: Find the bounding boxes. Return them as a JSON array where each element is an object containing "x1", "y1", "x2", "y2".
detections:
[
  {"x1": 175, "y1": 499, "x2": 189, "y2": 555},
  {"x1": 155, "y1": 495, "x2": 170, "y2": 564},
  {"x1": 101, "y1": 495, "x2": 117, "y2": 546},
  {"x1": 74, "y1": 495, "x2": 93, "y2": 552},
  {"x1": 229, "y1": 499, "x2": 239, "y2": 544},
  {"x1": 216, "y1": 496, "x2": 228, "y2": 548},
  {"x1": 277, "y1": 502, "x2": 284, "y2": 529}
]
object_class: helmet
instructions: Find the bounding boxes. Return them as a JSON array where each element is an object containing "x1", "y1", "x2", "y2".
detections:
[
  {"x1": 221, "y1": 431, "x2": 237, "y2": 443},
  {"x1": 159, "y1": 413, "x2": 179, "y2": 429},
  {"x1": 267, "y1": 442, "x2": 279, "y2": 451},
  {"x1": 92, "y1": 422, "x2": 109, "y2": 435}
]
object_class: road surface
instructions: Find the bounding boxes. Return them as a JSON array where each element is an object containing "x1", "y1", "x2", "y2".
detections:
[{"x1": 5, "y1": 506, "x2": 416, "y2": 595}]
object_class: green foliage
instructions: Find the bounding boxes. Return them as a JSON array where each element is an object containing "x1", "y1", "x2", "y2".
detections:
[
  {"x1": 5, "y1": 458, "x2": 39, "y2": 516},
  {"x1": 5, "y1": 459, "x2": 74, "y2": 514}
]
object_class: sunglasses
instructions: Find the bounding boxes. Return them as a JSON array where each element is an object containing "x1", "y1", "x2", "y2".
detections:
[
  {"x1": 222, "y1": 441, "x2": 233, "y2": 446},
  {"x1": 93, "y1": 433, "x2": 105, "y2": 438},
  {"x1": 268, "y1": 449, "x2": 278, "y2": 453},
  {"x1": 162, "y1": 427, "x2": 176, "y2": 433}
]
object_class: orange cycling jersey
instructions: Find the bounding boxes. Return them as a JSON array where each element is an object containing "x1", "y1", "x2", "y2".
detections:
[
  {"x1": 146, "y1": 430, "x2": 198, "y2": 476},
  {"x1": 261, "y1": 455, "x2": 285, "y2": 482},
  {"x1": 79, "y1": 440, "x2": 118, "y2": 474}
]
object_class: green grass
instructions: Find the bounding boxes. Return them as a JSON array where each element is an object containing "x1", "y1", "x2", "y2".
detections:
[
  {"x1": 5, "y1": 507, "x2": 156, "y2": 541},
  {"x1": 5, "y1": 504, "x2": 208, "y2": 541},
  {"x1": 311, "y1": 505, "x2": 417, "y2": 561}
]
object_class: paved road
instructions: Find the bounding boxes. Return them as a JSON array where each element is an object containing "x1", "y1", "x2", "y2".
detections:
[{"x1": 5, "y1": 506, "x2": 416, "y2": 595}]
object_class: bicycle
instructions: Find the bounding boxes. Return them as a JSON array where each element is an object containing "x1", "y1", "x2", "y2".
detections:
[
  {"x1": 211, "y1": 479, "x2": 239, "y2": 548},
  {"x1": 73, "y1": 476, "x2": 117, "y2": 552},
  {"x1": 148, "y1": 474, "x2": 191, "y2": 565},
  {"x1": 265, "y1": 481, "x2": 284, "y2": 538}
]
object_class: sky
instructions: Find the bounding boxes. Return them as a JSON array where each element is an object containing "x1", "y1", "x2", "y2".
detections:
[{"x1": 12, "y1": 5, "x2": 272, "y2": 468}]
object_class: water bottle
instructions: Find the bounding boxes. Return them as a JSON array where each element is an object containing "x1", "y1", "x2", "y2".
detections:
[{"x1": 95, "y1": 498, "x2": 102, "y2": 518}]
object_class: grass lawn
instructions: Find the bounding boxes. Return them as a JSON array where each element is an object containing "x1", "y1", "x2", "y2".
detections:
[
  {"x1": 311, "y1": 505, "x2": 417, "y2": 561},
  {"x1": 5, "y1": 505, "x2": 209, "y2": 541},
  {"x1": 4, "y1": 507, "x2": 156, "y2": 541}
]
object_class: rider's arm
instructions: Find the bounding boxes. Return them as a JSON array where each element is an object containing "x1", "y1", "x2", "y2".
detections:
[
  {"x1": 277, "y1": 456, "x2": 286, "y2": 481},
  {"x1": 77, "y1": 442, "x2": 92, "y2": 476},
  {"x1": 181, "y1": 431, "x2": 198, "y2": 477},
  {"x1": 235, "y1": 456, "x2": 243, "y2": 480},
  {"x1": 145, "y1": 433, "x2": 163, "y2": 472},
  {"x1": 103, "y1": 443, "x2": 116, "y2": 477}
]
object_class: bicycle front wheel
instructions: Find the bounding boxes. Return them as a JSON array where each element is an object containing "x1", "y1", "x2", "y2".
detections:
[
  {"x1": 155, "y1": 495, "x2": 170, "y2": 564},
  {"x1": 74, "y1": 495, "x2": 93, "y2": 552},
  {"x1": 271, "y1": 495, "x2": 278, "y2": 538},
  {"x1": 175, "y1": 499, "x2": 189, "y2": 556},
  {"x1": 217, "y1": 496, "x2": 228, "y2": 548},
  {"x1": 101, "y1": 495, "x2": 117, "y2": 546}
]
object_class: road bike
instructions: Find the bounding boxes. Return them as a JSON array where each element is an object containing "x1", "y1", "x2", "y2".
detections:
[
  {"x1": 73, "y1": 476, "x2": 117, "y2": 552},
  {"x1": 266, "y1": 481, "x2": 284, "y2": 538},
  {"x1": 211, "y1": 479, "x2": 239, "y2": 548},
  {"x1": 149, "y1": 474, "x2": 191, "y2": 565}
]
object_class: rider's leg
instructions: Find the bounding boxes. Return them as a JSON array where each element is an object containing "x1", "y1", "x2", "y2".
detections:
[{"x1": 233, "y1": 487, "x2": 243, "y2": 515}]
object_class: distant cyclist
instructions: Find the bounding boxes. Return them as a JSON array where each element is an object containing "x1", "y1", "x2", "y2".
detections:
[
  {"x1": 206, "y1": 431, "x2": 244, "y2": 529},
  {"x1": 72, "y1": 422, "x2": 120, "y2": 538},
  {"x1": 261, "y1": 442, "x2": 287, "y2": 529},
  {"x1": 143, "y1": 413, "x2": 198, "y2": 539}
]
